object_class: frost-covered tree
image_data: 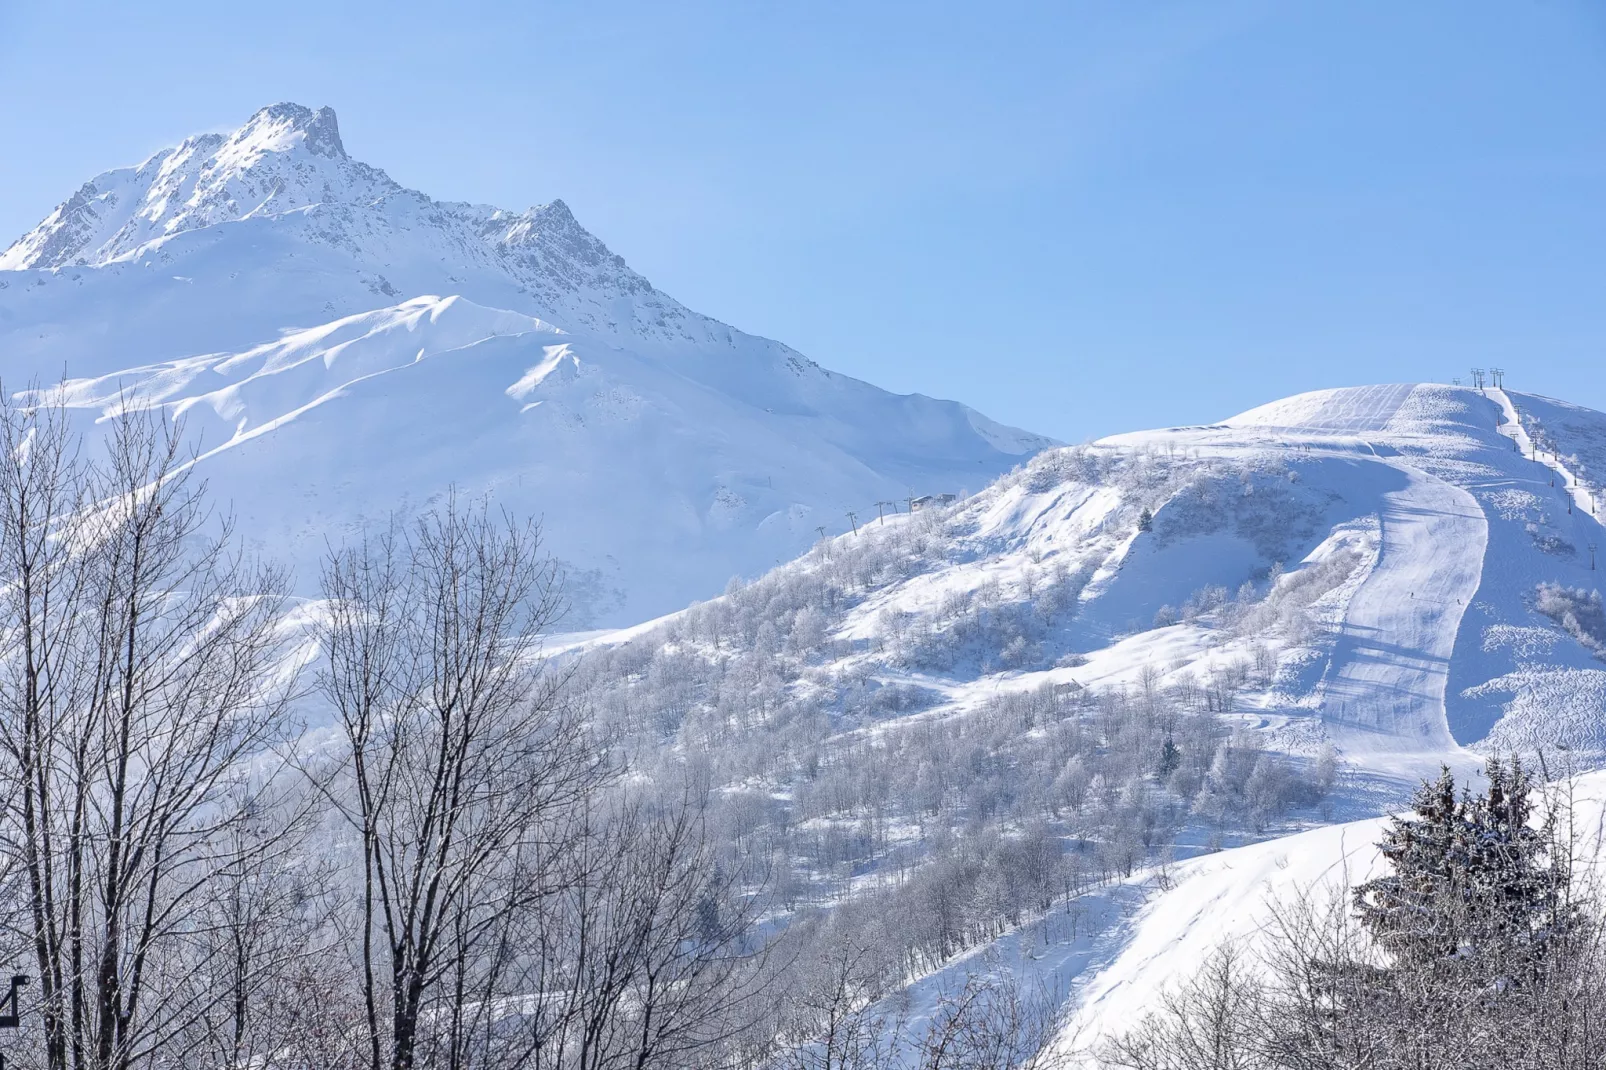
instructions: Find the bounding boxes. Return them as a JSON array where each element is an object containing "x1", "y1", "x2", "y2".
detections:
[
  {"x1": 0, "y1": 396, "x2": 302, "y2": 1070},
  {"x1": 1108, "y1": 760, "x2": 1606, "y2": 1070},
  {"x1": 1353, "y1": 758, "x2": 1574, "y2": 976}
]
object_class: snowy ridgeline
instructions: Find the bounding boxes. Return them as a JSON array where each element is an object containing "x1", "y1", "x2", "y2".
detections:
[{"x1": 0, "y1": 103, "x2": 1052, "y2": 626}]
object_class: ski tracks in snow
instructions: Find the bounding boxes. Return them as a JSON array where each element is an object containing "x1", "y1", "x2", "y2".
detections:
[{"x1": 1318, "y1": 457, "x2": 1486, "y2": 761}]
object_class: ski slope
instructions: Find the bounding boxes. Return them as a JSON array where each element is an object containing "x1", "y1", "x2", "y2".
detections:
[
  {"x1": 726, "y1": 382, "x2": 1606, "y2": 1056},
  {"x1": 1098, "y1": 383, "x2": 1606, "y2": 767},
  {"x1": 1312, "y1": 458, "x2": 1482, "y2": 758},
  {"x1": 541, "y1": 373, "x2": 1606, "y2": 797},
  {"x1": 1224, "y1": 381, "x2": 1418, "y2": 433},
  {"x1": 708, "y1": 380, "x2": 1606, "y2": 787}
]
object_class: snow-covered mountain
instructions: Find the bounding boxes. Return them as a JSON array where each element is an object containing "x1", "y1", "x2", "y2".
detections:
[
  {"x1": 553, "y1": 380, "x2": 1606, "y2": 1059},
  {"x1": 13, "y1": 101, "x2": 1603, "y2": 1061},
  {"x1": 590, "y1": 380, "x2": 1606, "y2": 773},
  {"x1": 0, "y1": 103, "x2": 1052, "y2": 623}
]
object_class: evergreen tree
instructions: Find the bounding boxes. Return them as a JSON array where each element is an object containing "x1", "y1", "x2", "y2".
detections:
[
  {"x1": 1158, "y1": 736, "x2": 1181, "y2": 777},
  {"x1": 1460, "y1": 758, "x2": 1577, "y2": 976},
  {"x1": 1137, "y1": 506, "x2": 1154, "y2": 533},
  {"x1": 1353, "y1": 765, "x2": 1464, "y2": 965},
  {"x1": 1112, "y1": 760, "x2": 1606, "y2": 1070},
  {"x1": 1353, "y1": 758, "x2": 1573, "y2": 977}
]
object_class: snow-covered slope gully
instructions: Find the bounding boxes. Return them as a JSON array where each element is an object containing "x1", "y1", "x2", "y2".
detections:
[{"x1": 0, "y1": 103, "x2": 1052, "y2": 624}]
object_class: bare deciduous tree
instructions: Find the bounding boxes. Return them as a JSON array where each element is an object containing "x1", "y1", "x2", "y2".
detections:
[
  {"x1": 0, "y1": 394, "x2": 302, "y2": 1070},
  {"x1": 317, "y1": 499, "x2": 607, "y2": 1070},
  {"x1": 517, "y1": 790, "x2": 769, "y2": 1070},
  {"x1": 908, "y1": 972, "x2": 1068, "y2": 1070},
  {"x1": 772, "y1": 941, "x2": 902, "y2": 1070},
  {"x1": 170, "y1": 790, "x2": 339, "y2": 1070},
  {"x1": 1100, "y1": 944, "x2": 1268, "y2": 1070}
]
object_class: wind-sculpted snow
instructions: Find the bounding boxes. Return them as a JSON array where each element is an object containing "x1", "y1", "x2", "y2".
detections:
[
  {"x1": 16, "y1": 294, "x2": 1048, "y2": 625},
  {"x1": 0, "y1": 104, "x2": 1052, "y2": 622}
]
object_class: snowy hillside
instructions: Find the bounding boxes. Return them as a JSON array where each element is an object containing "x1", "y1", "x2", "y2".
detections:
[
  {"x1": 552, "y1": 380, "x2": 1606, "y2": 1060},
  {"x1": 1050, "y1": 766, "x2": 1606, "y2": 1063},
  {"x1": 587, "y1": 381, "x2": 1606, "y2": 772},
  {"x1": 9, "y1": 100, "x2": 1606, "y2": 1058},
  {"x1": 0, "y1": 103, "x2": 1051, "y2": 623}
]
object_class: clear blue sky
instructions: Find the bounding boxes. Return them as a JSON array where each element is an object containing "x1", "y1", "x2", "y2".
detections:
[{"x1": 2, "y1": 1, "x2": 1603, "y2": 441}]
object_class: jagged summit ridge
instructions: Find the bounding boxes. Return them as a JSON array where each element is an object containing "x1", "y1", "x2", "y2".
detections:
[
  {"x1": 0, "y1": 103, "x2": 395, "y2": 271},
  {"x1": 0, "y1": 103, "x2": 600, "y2": 275},
  {"x1": 0, "y1": 103, "x2": 719, "y2": 349},
  {"x1": 0, "y1": 103, "x2": 592, "y2": 276},
  {"x1": 249, "y1": 102, "x2": 347, "y2": 158}
]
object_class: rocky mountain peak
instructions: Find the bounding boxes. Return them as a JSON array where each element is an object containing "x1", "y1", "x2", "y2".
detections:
[{"x1": 235, "y1": 102, "x2": 347, "y2": 159}]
